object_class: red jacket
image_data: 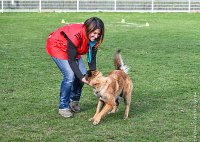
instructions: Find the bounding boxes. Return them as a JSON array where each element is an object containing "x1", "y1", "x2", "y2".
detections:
[{"x1": 46, "y1": 24, "x2": 89, "y2": 60}]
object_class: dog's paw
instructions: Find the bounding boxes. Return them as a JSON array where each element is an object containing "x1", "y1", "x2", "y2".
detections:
[
  {"x1": 108, "y1": 111, "x2": 115, "y2": 114},
  {"x1": 92, "y1": 117, "x2": 101, "y2": 125},
  {"x1": 123, "y1": 115, "x2": 128, "y2": 120},
  {"x1": 88, "y1": 117, "x2": 94, "y2": 122},
  {"x1": 108, "y1": 108, "x2": 119, "y2": 114},
  {"x1": 93, "y1": 120, "x2": 100, "y2": 125}
]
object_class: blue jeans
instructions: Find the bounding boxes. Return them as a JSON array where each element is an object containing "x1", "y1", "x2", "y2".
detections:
[{"x1": 52, "y1": 57, "x2": 86, "y2": 109}]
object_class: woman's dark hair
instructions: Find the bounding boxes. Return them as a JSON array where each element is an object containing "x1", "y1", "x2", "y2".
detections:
[{"x1": 84, "y1": 17, "x2": 104, "y2": 47}]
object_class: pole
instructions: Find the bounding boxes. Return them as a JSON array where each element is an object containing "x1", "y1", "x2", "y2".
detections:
[
  {"x1": 188, "y1": 0, "x2": 191, "y2": 12},
  {"x1": 151, "y1": 0, "x2": 154, "y2": 13},
  {"x1": 2, "y1": 0, "x2": 3, "y2": 13},
  {"x1": 39, "y1": 0, "x2": 41, "y2": 12},
  {"x1": 114, "y1": 0, "x2": 116, "y2": 11},
  {"x1": 77, "y1": 0, "x2": 79, "y2": 12}
]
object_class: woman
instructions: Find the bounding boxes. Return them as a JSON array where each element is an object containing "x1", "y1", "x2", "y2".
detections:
[{"x1": 46, "y1": 17, "x2": 105, "y2": 118}]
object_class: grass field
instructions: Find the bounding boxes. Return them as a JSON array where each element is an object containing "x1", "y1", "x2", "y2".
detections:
[{"x1": 0, "y1": 12, "x2": 199, "y2": 142}]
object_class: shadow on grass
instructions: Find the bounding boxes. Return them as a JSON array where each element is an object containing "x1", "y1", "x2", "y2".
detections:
[{"x1": 77, "y1": 85, "x2": 181, "y2": 126}]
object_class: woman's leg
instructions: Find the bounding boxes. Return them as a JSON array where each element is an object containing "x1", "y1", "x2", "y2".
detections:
[
  {"x1": 70, "y1": 57, "x2": 86, "y2": 112},
  {"x1": 52, "y1": 57, "x2": 75, "y2": 110}
]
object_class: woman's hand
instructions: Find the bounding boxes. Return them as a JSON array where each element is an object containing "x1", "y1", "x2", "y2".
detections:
[{"x1": 82, "y1": 77, "x2": 89, "y2": 84}]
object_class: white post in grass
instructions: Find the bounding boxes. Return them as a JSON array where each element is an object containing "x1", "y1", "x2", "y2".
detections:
[
  {"x1": 1, "y1": 0, "x2": 3, "y2": 13},
  {"x1": 151, "y1": 0, "x2": 154, "y2": 13},
  {"x1": 188, "y1": 0, "x2": 191, "y2": 13},
  {"x1": 77, "y1": 0, "x2": 79, "y2": 12},
  {"x1": 114, "y1": 0, "x2": 116, "y2": 11},
  {"x1": 39, "y1": 0, "x2": 41, "y2": 12}
]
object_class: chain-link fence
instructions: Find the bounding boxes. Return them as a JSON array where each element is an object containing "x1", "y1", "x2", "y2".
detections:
[{"x1": 1, "y1": 0, "x2": 200, "y2": 13}]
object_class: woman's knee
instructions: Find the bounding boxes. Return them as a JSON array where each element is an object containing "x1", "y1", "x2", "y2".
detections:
[{"x1": 62, "y1": 74, "x2": 74, "y2": 84}]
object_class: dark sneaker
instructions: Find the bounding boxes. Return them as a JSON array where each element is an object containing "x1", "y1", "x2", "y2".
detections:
[
  {"x1": 59, "y1": 109, "x2": 73, "y2": 118},
  {"x1": 70, "y1": 102, "x2": 80, "y2": 112}
]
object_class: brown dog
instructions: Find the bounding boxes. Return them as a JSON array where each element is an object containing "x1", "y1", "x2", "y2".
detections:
[{"x1": 86, "y1": 50, "x2": 133, "y2": 125}]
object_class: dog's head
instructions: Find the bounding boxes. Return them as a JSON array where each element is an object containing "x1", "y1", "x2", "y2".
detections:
[
  {"x1": 86, "y1": 70, "x2": 109, "y2": 100},
  {"x1": 85, "y1": 70, "x2": 103, "y2": 89},
  {"x1": 85, "y1": 70, "x2": 102, "y2": 82}
]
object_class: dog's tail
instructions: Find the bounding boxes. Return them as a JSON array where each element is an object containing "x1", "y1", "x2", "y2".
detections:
[{"x1": 114, "y1": 49, "x2": 129, "y2": 74}]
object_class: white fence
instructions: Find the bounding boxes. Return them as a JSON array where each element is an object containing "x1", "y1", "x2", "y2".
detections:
[{"x1": 1, "y1": 0, "x2": 200, "y2": 13}]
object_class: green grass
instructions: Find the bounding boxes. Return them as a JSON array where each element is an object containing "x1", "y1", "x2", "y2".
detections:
[{"x1": 0, "y1": 12, "x2": 200, "y2": 142}]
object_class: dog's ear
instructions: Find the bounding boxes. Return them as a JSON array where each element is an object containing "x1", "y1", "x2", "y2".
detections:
[
  {"x1": 86, "y1": 70, "x2": 100, "y2": 81},
  {"x1": 93, "y1": 70, "x2": 100, "y2": 76},
  {"x1": 85, "y1": 70, "x2": 94, "y2": 81},
  {"x1": 86, "y1": 70, "x2": 93, "y2": 77}
]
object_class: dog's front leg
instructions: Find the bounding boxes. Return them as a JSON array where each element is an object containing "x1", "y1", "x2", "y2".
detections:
[
  {"x1": 93, "y1": 104, "x2": 112, "y2": 125},
  {"x1": 89, "y1": 100, "x2": 104, "y2": 122}
]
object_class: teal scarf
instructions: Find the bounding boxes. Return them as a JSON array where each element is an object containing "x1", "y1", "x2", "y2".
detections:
[{"x1": 88, "y1": 40, "x2": 97, "y2": 63}]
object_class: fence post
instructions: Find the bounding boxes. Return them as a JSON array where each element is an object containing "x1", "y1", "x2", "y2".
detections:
[
  {"x1": 1, "y1": 0, "x2": 3, "y2": 13},
  {"x1": 188, "y1": 0, "x2": 191, "y2": 12},
  {"x1": 39, "y1": 0, "x2": 41, "y2": 12},
  {"x1": 151, "y1": 0, "x2": 154, "y2": 13},
  {"x1": 114, "y1": 0, "x2": 116, "y2": 11},
  {"x1": 77, "y1": 0, "x2": 79, "y2": 12}
]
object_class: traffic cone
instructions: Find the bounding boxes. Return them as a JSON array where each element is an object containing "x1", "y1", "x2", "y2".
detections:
[
  {"x1": 121, "y1": 19, "x2": 125, "y2": 23},
  {"x1": 61, "y1": 19, "x2": 65, "y2": 23}
]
